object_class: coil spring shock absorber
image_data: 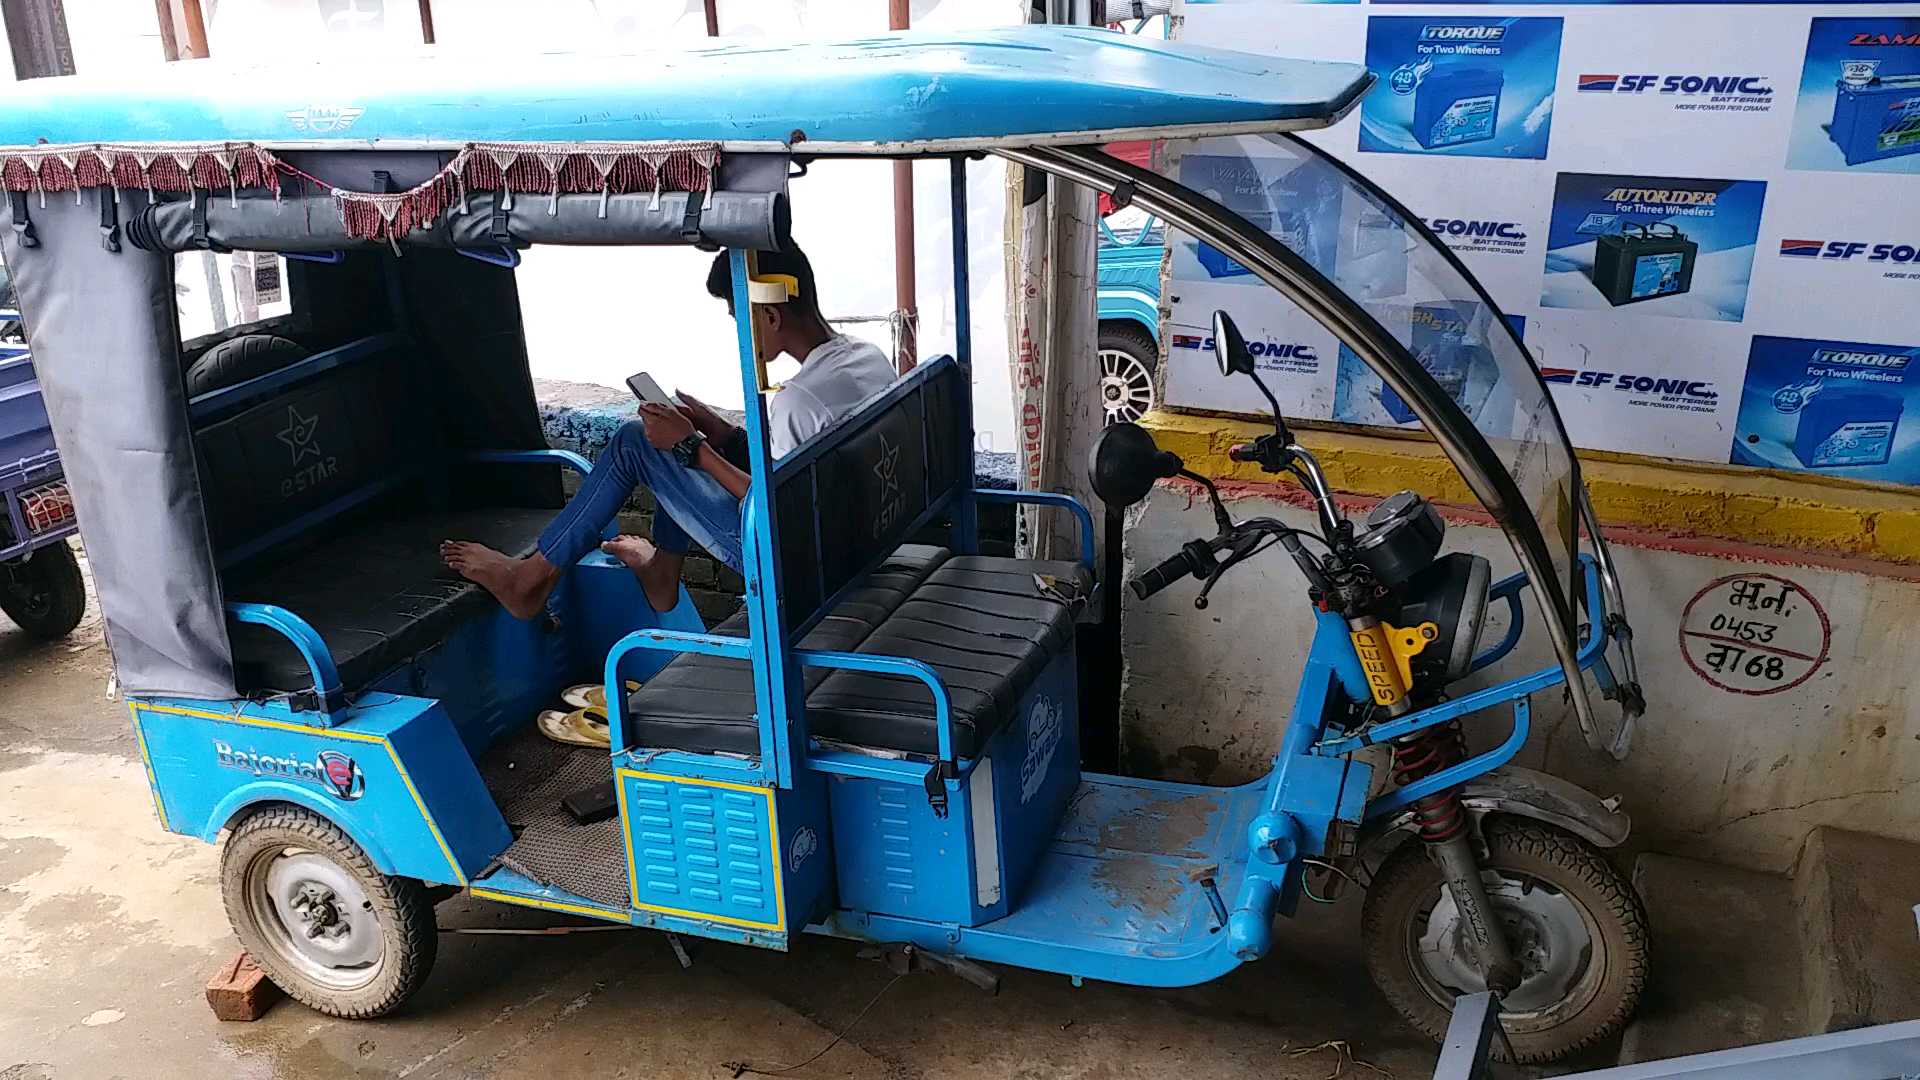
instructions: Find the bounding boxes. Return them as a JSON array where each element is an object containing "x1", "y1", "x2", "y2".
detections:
[{"x1": 1391, "y1": 722, "x2": 1470, "y2": 843}]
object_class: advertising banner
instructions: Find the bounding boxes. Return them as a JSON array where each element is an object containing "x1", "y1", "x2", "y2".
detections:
[
  {"x1": 1733, "y1": 334, "x2": 1920, "y2": 481},
  {"x1": 1171, "y1": 1, "x2": 1920, "y2": 487},
  {"x1": 1360, "y1": 16, "x2": 1563, "y2": 158}
]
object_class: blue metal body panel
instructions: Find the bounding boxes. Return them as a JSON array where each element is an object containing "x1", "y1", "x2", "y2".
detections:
[
  {"x1": 615, "y1": 768, "x2": 788, "y2": 937},
  {"x1": 830, "y1": 647, "x2": 1081, "y2": 926},
  {"x1": 821, "y1": 772, "x2": 1267, "y2": 988},
  {"x1": 0, "y1": 29, "x2": 1370, "y2": 151},
  {"x1": 131, "y1": 695, "x2": 509, "y2": 886}
]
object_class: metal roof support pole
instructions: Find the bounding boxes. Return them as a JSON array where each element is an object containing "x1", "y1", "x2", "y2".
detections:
[
  {"x1": 889, "y1": 0, "x2": 917, "y2": 371},
  {"x1": 1006, "y1": 0, "x2": 1103, "y2": 568}
]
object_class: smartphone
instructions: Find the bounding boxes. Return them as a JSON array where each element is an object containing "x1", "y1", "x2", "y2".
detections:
[{"x1": 625, "y1": 371, "x2": 676, "y2": 407}]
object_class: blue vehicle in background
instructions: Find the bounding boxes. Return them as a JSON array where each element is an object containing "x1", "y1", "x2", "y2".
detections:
[
  {"x1": 0, "y1": 279, "x2": 84, "y2": 641},
  {"x1": 1096, "y1": 204, "x2": 1164, "y2": 425},
  {"x1": 1095, "y1": 139, "x2": 1166, "y2": 426}
]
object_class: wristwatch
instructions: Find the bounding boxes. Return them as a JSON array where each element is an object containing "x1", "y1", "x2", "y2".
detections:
[{"x1": 671, "y1": 430, "x2": 708, "y2": 467}]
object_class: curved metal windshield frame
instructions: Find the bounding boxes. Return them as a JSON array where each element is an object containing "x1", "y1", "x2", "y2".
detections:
[{"x1": 999, "y1": 142, "x2": 1606, "y2": 748}]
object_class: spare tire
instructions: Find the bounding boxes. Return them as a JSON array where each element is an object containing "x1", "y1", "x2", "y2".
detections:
[{"x1": 185, "y1": 333, "x2": 309, "y2": 397}]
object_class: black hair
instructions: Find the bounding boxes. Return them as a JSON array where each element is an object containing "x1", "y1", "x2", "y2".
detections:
[{"x1": 705, "y1": 244, "x2": 824, "y2": 322}]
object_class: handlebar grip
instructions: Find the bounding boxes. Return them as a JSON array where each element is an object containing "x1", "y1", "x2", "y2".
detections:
[
  {"x1": 1229, "y1": 443, "x2": 1255, "y2": 462},
  {"x1": 1129, "y1": 550, "x2": 1196, "y2": 600}
]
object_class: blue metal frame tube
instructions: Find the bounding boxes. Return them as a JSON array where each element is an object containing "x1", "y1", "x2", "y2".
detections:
[
  {"x1": 973, "y1": 489, "x2": 1096, "y2": 568},
  {"x1": 950, "y1": 156, "x2": 980, "y2": 554},
  {"x1": 602, "y1": 627, "x2": 752, "y2": 754},
  {"x1": 730, "y1": 250, "x2": 802, "y2": 787},
  {"x1": 225, "y1": 602, "x2": 344, "y2": 718}
]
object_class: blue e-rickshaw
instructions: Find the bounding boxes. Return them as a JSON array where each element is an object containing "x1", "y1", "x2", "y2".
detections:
[{"x1": 0, "y1": 26, "x2": 1647, "y2": 1064}]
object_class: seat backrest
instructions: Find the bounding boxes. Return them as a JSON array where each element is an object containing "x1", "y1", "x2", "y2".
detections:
[
  {"x1": 769, "y1": 355, "x2": 967, "y2": 640},
  {"x1": 189, "y1": 335, "x2": 419, "y2": 560}
]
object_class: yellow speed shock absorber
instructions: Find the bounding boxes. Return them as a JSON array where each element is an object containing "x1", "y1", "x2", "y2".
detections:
[{"x1": 1348, "y1": 616, "x2": 1439, "y2": 715}]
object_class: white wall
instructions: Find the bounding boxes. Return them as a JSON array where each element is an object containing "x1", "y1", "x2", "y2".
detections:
[{"x1": 1120, "y1": 482, "x2": 1920, "y2": 873}]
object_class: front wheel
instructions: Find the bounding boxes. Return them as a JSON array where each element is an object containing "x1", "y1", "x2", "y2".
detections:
[
  {"x1": 221, "y1": 806, "x2": 437, "y2": 1019},
  {"x1": 1361, "y1": 818, "x2": 1649, "y2": 1065},
  {"x1": 0, "y1": 542, "x2": 86, "y2": 640}
]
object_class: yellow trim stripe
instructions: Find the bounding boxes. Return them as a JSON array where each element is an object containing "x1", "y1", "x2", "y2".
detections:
[
  {"x1": 470, "y1": 887, "x2": 632, "y2": 923},
  {"x1": 126, "y1": 706, "x2": 171, "y2": 832},
  {"x1": 131, "y1": 701, "x2": 467, "y2": 885},
  {"x1": 618, "y1": 768, "x2": 787, "y2": 933}
]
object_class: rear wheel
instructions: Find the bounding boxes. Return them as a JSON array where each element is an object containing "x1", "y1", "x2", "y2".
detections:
[
  {"x1": 0, "y1": 542, "x2": 85, "y2": 640},
  {"x1": 1361, "y1": 818, "x2": 1649, "y2": 1064},
  {"x1": 221, "y1": 806, "x2": 437, "y2": 1019},
  {"x1": 1097, "y1": 322, "x2": 1158, "y2": 425}
]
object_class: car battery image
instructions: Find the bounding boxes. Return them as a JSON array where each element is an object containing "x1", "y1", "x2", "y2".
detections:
[
  {"x1": 1379, "y1": 303, "x2": 1495, "y2": 424},
  {"x1": 1590, "y1": 222, "x2": 1696, "y2": 306},
  {"x1": 1828, "y1": 71, "x2": 1920, "y2": 166},
  {"x1": 1793, "y1": 387, "x2": 1904, "y2": 468},
  {"x1": 1413, "y1": 64, "x2": 1503, "y2": 150}
]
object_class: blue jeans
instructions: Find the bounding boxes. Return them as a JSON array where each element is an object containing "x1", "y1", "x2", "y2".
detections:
[{"x1": 535, "y1": 421, "x2": 744, "y2": 574}]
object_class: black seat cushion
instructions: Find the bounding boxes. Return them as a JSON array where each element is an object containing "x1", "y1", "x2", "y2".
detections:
[
  {"x1": 625, "y1": 549, "x2": 1089, "y2": 759},
  {"x1": 623, "y1": 545, "x2": 950, "y2": 754},
  {"x1": 225, "y1": 506, "x2": 552, "y2": 694}
]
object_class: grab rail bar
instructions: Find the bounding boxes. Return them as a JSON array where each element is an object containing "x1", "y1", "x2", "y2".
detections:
[
  {"x1": 463, "y1": 448, "x2": 594, "y2": 477},
  {"x1": 225, "y1": 601, "x2": 345, "y2": 718},
  {"x1": 973, "y1": 488, "x2": 1097, "y2": 569}
]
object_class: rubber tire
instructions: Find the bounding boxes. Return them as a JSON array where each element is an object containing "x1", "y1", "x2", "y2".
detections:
[
  {"x1": 185, "y1": 333, "x2": 309, "y2": 397},
  {"x1": 1360, "y1": 818, "x2": 1650, "y2": 1065},
  {"x1": 0, "y1": 542, "x2": 85, "y2": 640},
  {"x1": 1097, "y1": 321, "x2": 1159, "y2": 425},
  {"x1": 220, "y1": 805, "x2": 437, "y2": 1019}
]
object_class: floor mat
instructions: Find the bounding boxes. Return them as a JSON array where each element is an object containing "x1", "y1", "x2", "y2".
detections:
[{"x1": 479, "y1": 726, "x2": 631, "y2": 910}]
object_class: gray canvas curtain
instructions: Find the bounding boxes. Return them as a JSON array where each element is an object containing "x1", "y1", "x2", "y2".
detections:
[{"x1": 2, "y1": 195, "x2": 238, "y2": 699}]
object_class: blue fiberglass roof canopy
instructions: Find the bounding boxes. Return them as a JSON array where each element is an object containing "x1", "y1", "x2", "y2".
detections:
[{"x1": 0, "y1": 26, "x2": 1370, "y2": 152}]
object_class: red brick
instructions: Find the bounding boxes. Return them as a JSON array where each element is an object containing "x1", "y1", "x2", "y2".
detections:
[{"x1": 205, "y1": 951, "x2": 282, "y2": 1022}]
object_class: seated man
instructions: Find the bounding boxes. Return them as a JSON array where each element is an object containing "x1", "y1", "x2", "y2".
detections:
[{"x1": 442, "y1": 244, "x2": 896, "y2": 617}]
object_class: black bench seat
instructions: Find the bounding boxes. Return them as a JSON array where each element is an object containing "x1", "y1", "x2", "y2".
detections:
[
  {"x1": 226, "y1": 506, "x2": 551, "y2": 694},
  {"x1": 624, "y1": 546, "x2": 1091, "y2": 760}
]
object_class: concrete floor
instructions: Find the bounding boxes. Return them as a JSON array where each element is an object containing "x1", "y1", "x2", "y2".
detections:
[{"x1": 2, "y1": 579, "x2": 1452, "y2": 1080}]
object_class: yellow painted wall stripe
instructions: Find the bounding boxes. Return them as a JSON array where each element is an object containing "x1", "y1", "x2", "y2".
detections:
[
  {"x1": 130, "y1": 701, "x2": 467, "y2": 885},
  {"x1": 1143, "y1": 411, "x2": 1920, "y2": 565},
  {"x1": 617, "y1": 768, "x2": 786, "y2": 932}
]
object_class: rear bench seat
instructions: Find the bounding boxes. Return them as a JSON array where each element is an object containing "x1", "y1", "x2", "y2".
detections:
[
  {"x1": 626, "y1": 546, "x2": 1090, "y2": 758},
  {"x1": 193, "y1": 335, "x2": 561, "y2": 695},
  {"x1": 625, "y1": 355, "x2": 1094, "y2": 762}
]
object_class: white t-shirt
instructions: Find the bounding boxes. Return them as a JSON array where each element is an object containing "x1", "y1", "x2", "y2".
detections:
[{"x1": 767, "y1": 335, "x2": 897, "y2": 458}]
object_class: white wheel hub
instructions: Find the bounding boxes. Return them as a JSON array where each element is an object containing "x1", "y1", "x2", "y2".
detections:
[{"x1": 1098, "y1": 347, "x2": 1155, "y2": 425}]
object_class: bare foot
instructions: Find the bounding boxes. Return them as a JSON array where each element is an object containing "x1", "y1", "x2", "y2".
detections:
[
  {"x1": 440, "y1": 541, "x2": 558, "y2": 621},
  {"x1": 601, "y1": 534, "x2": 683, "y2": 613}
]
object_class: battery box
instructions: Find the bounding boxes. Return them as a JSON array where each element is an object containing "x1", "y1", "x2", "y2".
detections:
[
  {"x1": 1828, "y1": 74, "x2": 1920, "y2": 166},
  {"x1": 1590, "y1": 223, "x2": 1697, "y2": 306},
  {"x1": 1413, "y1": 64, "x2": 1503, "y2": 149},
  {"x1": 1793, "y1": 388, "x2": 1904, "y2": 468}
]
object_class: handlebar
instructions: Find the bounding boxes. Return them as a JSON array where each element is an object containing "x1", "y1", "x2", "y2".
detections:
[
  {"x1": 1129, "y1": 537, "x2": 1223, "y2": 600},
  {"x1": 1129, "y1": 515, "x2": 1337, "y2": 603}
]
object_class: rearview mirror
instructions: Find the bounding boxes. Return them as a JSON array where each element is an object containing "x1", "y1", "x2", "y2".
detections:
[
  {"x1": 1212, "y1": 309, "x2": 1256, "y2": 377},
  {"x1": 1087, "y1": 422, "x2": 1183, "y2": 509}
]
